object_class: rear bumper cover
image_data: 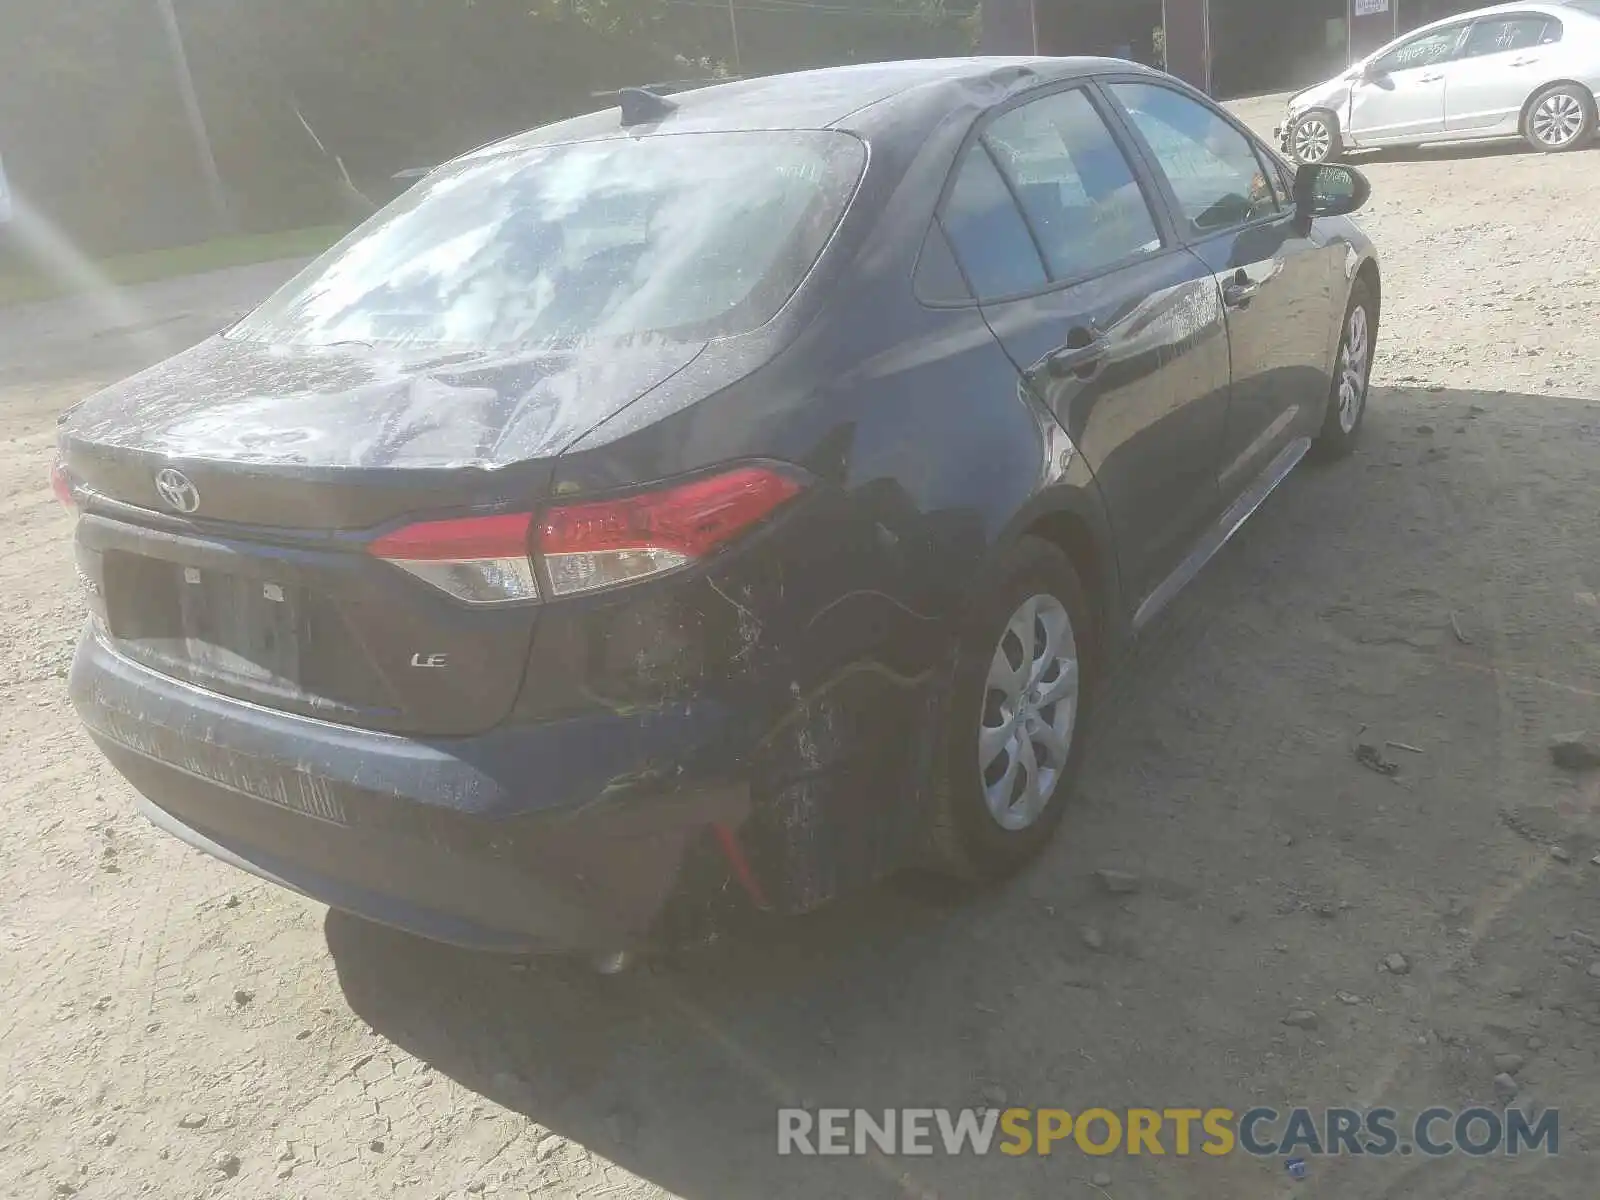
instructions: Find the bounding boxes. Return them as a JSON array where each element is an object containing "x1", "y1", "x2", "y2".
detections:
[{"x1": 70, "y1": 628, "x2": 752, "y2": 952}]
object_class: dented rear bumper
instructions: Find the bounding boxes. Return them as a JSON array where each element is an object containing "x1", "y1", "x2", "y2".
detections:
[{"x1": 70, "y1": 627, "x2": 757, "y2": 952}]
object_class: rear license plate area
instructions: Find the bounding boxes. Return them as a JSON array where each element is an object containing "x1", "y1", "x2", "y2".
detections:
[{"x1": 105, "y1": 554, "x2": 303, "y2": 686}]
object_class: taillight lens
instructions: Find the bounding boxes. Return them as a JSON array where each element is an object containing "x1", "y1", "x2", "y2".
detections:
[
  {"x1": 49, "y1": 461, "x2": 78, "y2": 514},
  {"x1": 538, "y1": 465, "x2": 803, "y2": 597},
  {"x1": 367, "y1": 465, "x2": 803, "y2": 604},
  {"x1": 368, "y1": 512, "x2": 538, "y2": 604}
]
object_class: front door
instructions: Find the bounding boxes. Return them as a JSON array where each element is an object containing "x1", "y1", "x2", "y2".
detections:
[
  {"x1": 935, "y1": 84, "x2": 1232, "y2": 609},
  {"x1": 1347, "y1": 21, "x2": 1470, "y2": 144},
  {"x1": 1103, "y1": 79, "x2": 1338, "y2": 497}
]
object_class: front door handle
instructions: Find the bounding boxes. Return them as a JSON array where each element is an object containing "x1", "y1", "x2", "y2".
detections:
[
  {"x1": 1419, "y1": 72, "x2": 1444, "y2": 82},
  {"x1": 1223, "y1": 278, "x2": 1260, "y2": 309},
  {"x1": 1043, "y1": 335, "x2": 1107, "y2": 378},
  {"x1": 1510, "y1": 57, "x2": 1539, "y2": 67}
]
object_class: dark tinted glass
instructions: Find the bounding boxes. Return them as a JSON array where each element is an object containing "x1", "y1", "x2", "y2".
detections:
[
  {"x1": 229, "y1": 132, "x2": 865, "y2": 349},
  {"x1": 914, "y1": 222, "x2": 973, "y2": 304},
  {"x1": 1110, "y1": 83, "x2": 1279, "y2": 234},
  {"x1": 1462, "y1": 16, "x2": 1557, "y2": 56},
  {"x1": 940, "y1": 147, "x2": 1048, "y2": 300},
  {"x1": 981, "y1": 89, "x2": 1162, "y2": 280}
]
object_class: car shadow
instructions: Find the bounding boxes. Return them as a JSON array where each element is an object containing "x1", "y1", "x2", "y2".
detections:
[
  {"x1": 1350, "y1": 137, "x2": 1600, "y2": 164},
  {"x1": 325, "y1": 387, "x2": 1598, "y2": 1199}
]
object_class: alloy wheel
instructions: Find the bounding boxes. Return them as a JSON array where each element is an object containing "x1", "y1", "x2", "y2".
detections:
[
  {"x1": 1338, "y1": 303, "x2": 1371, "y2": 433},
  {"x1": 1293, "y1": 116, "x2": 1333, "y2": 164},
  {"x1": 979, "y1": 593, "x2": 1080, "y2": 832},
  {"x1": 1532, "y1": 92, "x2": 1585, "y2": 148}
]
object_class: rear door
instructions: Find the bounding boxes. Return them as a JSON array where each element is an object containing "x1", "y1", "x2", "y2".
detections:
[
  {"x1": 1347, "y1": 22, "x2": 1470, "y2": 144},
  {"x1": 1445, "y1": 12, "x2": 1564, "y2": 130},
  {"x1": 936, "y1": 83, "x2": 1232, "y2": 609},
  {"x1": 1103, "y1": 78, "x2": 1336, "y2": 501}
]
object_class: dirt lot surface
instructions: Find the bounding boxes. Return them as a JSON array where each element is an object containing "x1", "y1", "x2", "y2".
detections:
[{"x1": 2, "y1": 103, "x2": 1598, "y2": 1200}]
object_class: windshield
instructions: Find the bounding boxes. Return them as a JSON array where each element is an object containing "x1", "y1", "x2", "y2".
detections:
[
  {"x1": 227, "y1": 130, "x2": 865, "y2": 350},
  {"x1": 1563, "y1": 0, "x2": 1600, "y2": 13}
]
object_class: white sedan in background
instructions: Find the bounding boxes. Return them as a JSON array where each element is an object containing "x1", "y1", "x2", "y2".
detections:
[{"x1": 1277, "y1": 0, "x2": 1600, "y2": 162}]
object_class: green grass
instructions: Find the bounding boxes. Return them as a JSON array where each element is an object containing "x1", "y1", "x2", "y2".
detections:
[{"x1": 0, "y1": 224, "x2": 349, "y2": 307}]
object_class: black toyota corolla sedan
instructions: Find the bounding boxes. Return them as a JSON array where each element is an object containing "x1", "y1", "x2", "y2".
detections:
[{"x1": 56, "y1": 57, "x2": 1380, "y2": 957}]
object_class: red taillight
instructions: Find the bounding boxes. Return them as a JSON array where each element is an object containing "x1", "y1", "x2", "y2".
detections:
[
  {"x1": 49, "y1": 461, "x2": 78, "y2": 514},
  {"x1": 537, "y1": 466, "x2": 803, "y2": 597},
  {"x1": 366, "y1": 466, "x2": 803, "y2": 604},
  {"x1": 368, "y1": 512, "x2": 537, "y2": 604}
]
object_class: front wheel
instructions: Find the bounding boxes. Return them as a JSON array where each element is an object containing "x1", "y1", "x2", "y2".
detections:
[
  {"x1": 1523, "y1": 83, "x2": 1596, "y2": 152},
  {"x1": 1289, "y1": 111, "x2": 1343, "y2": 164},
  {"x1": 1312, "y1": 278, "x2": 1377, "y2": 461},
  {"x1": 930, "y1": 537, "x2": 1095, "y2": 880}
]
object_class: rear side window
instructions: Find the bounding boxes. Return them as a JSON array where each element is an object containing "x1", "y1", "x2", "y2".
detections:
[
  {"x1": 1109, "y1": 82, "x2": 1281, "y2": 235},
  {"x1": 1462, "y1": 15, "x2": 1560, "y2": 56},
  {"x1": 228, "y1": 131, "x2": 865, "y2": 350},
  {"x1": 980, "y1": 89, "x2": 1162, "y2": 280},
  {"x1": 939, "y1": 148, "x2": 1049, "y2": 300}
]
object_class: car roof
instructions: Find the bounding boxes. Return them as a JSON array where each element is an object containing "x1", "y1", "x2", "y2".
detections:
[
  {"x1": 459, "y1": 57, "x2": 1155, "y2": 161},
  {"x1": 1411, "y1": 0, "x2": 1577, "y2": 24}
]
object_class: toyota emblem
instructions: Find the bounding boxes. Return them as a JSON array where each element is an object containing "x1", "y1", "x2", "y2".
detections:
[{"x1": 154, "y1": 468, "x2": 200, "y2": 514}]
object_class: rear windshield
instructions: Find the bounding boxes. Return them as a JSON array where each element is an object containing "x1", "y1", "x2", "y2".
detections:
[
  {"x1": 1564, "y1": 0, "x2": 1600, "y2": 13},
  {"x1": 227, "y1": 130, "x2": 865, "y2": 350}
]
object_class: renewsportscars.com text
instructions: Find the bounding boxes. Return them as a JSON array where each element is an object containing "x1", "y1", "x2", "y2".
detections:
[{"x1": 777, "y1": 1106, "x2": 1559, "y2": 1158}]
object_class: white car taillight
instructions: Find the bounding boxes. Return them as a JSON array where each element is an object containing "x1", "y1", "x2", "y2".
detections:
[{"x1": 368, "y1": 512, "x2": 539, "y2": 604}]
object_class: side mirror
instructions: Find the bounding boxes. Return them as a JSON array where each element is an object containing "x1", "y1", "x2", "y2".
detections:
[{"x1": 1294, "y1": 162, "x2": 1371, "y2": 220}]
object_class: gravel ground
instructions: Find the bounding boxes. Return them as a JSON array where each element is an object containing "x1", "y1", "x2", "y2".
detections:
[{"x1": 1, "y1": 103, "x2": 1598, "y2": 1200}]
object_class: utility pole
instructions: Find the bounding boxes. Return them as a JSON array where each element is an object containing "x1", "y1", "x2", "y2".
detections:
[
  {"x1": 154, "y1": 0, "x2": 232, "y2": 235},
  {"x1": 726, "y1": 0, "x2": 742, "y2": 74}
]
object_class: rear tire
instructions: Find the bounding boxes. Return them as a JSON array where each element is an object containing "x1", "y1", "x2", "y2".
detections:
[
  {"x1": 1289, "y1": 111, "x2": 1343, "y2": 164},
  {"x1": 930, "y1": 537, "x2": 1095, "y2": 880},
  {"x1": 1312, "y1": 278, "x2": 1377, "y2": 461},
  {"x1": 1523, "y1": 83, "x2": 1596, "y2": 152}
]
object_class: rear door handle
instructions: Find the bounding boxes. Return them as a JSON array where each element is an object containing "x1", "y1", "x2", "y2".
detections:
[
  {"x1": 1043, "y1": 335, "x2": 1107, "y2": 378},
  {"x1": 1223, "y1": 279, "x2": 1260, "y2": 309},
  {"x1": 1510, "y1": 57, "x2": 1539, "y2": 67}
]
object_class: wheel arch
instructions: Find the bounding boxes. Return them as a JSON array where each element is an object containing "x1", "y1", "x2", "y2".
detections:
[
  {"x1": 999, "y1": 481, "x2": 1129, "y2": 662},
  {"x1": 1354, "y1": 256, "x2": 1381, "y2": 325}
]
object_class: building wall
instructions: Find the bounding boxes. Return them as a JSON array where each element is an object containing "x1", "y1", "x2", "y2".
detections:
[{"x1": 990, "y1": 0, "x2": 1465, "y2": 98}]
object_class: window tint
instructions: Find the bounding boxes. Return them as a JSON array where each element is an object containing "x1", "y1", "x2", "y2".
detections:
[
  {"x1": 1109, "y1": 83, "x2": 1280, "y2": 235},
  {"x1": 939, "y1": 147, "x2": 1048, "y2": 300},
  {"x1": 1462, "y1": 16, "x2": 1558, "y2": 56},
  {"x1": 229, "y1": 131, "x2": 864, "y2": 349},
  {"x1": 980, "y1": 89, "x2": 1162, "y2": 280},
  {"x1": 1373, "y1": 25, "x2": 1466, "y2": 74},
  {"x1": 913, "y1": 221, "x2": 972, "y2": 304}
]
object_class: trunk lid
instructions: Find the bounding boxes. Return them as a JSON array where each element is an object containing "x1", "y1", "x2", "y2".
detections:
[{"x1": 60, "y1": 335, "x2": 705, "y2": 736}]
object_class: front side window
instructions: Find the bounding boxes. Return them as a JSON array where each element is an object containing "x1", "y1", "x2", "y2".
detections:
[
  {"x1": 1461, "y1": 16, "x2": 1559, "y2": 57},
  {"x1": 1108, "y1": 82, "x2": 1279, "y2": 235},
  {"x1": 1373, "y1": 25, "x2": 1468, "y2": 74},
  {"x1": 980, "y1": 89, "x2": 1163, "y2": 281},
  {"x1": 228, "y1": 131, "x2": 865, "y2": 350}
]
